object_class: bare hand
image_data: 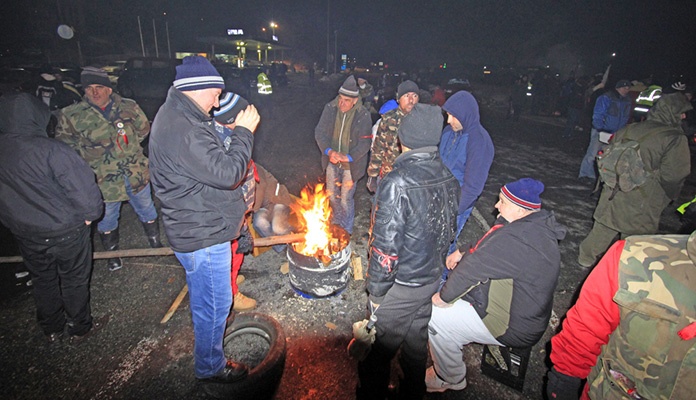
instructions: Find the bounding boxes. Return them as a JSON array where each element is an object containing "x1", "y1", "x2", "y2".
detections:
[
  {"x1": 328, "y1": 150, "x2": 341, "y2": 164},
  {"x1": 432, "y1": 292, "x2": 453, "y2": 308},
  {"x1": 446, "y1": 249, "x2": 462, "y2": 270},
  {"x1": 85, "y1": 220, "x2": 92, "y2": 225},
  {"x1": 235, "y1": 105, "x2": 261, "y2": 133}
]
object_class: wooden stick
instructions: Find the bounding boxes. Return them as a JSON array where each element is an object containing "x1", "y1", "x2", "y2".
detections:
[
  {"x1": 160, "y1": 284, "x2": 188, "y2": 324},
  {"x1": 0, "y1": 232, "x2": 306, "y2": 264}
]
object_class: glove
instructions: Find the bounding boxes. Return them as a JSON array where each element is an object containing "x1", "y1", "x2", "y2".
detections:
[
  {"x1": 236, "y1": 227, "x2": 254, "y2": 254},
  {"x1": 546, "y1": 368, "x2": 583, "y2": 400},
  {"x1": 347, "y1": 315, "x2": 377, "y2": 361},
  {"x1": 366, "y1": 176, "x2": 378, "y2": 193}
]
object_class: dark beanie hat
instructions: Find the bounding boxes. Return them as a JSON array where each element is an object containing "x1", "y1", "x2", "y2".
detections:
[
  {"x1": 338, "y1": 76, "x2": 359, "y2": 97},
  {"x1": 397, "y1": 103, "x2": 443, "y2": 149},
  {"x1": 214, "y1": 92, "x2": 249, "y2": 124},
  {"x1": 81, "y1": 66, "x2": 112, "y2": 88},
  {"x1": 615, "y1": 79, "x2": 631, "y2": 89},
  {"x1": 500, "y1": 178, "x2": 544, "y2": 210},
  {"x1": 173, "y1": 56, "x2": 224, "y2": 92},
  {"x1": 397, "y1": 80, "x2": 419, "y2": 99}
]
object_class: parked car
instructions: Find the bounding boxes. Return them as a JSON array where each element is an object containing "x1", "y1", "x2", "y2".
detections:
[
  {"x1": 117, "y1": 57, "x2": 178, "y2": 99},
  {"x1": 443, "y1": 77, "x2": 472, "y2": 98},
  {"x1": 214, "y1": 63, "x2": 258, "y2": 99}
]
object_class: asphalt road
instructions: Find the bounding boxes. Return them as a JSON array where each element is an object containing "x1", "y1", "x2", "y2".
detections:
[{"x1": 1, "y1": 73, "x2": 694, "y2": 400}]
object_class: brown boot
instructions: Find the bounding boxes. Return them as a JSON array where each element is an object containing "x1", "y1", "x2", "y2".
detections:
[{"x1": 233, "y1": 292, "x2": 257, "y2": 311}]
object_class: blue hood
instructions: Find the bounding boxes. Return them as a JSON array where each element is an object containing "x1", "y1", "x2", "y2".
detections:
[{"x1": 442, "y1": 91, "x2": 480, "y2": 133}]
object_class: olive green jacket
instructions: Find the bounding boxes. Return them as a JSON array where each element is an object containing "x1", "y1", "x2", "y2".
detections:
[
  {"x1": 56, "y1": 93, "x2": 151, "y2": 202},
  {"x1": 594, "y1": 94, "x2": 692, "y2": 233}
]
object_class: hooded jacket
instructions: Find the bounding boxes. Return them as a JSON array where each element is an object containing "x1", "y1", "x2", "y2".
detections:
[
  {"x1": 594, "y1": 93, "x2": 692, "y2": 233},
  {"x1": 0, "y1": 93, "x2": 103, "y2": 237},
  {"x1": 149, "y1": 87, "x2": 254, "y2": 253},
  {"x1": 440, "y1": 91, "x2": 495, "y2": 213},
  {"x1": 441, "y1": 210, "x2": 566, "y2": 347},
  {"x1": 591, "y1": 88, "x2": 631, "y2": 133}
]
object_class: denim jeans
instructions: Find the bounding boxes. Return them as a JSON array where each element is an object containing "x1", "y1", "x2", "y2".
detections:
[
  {"x1": 326, "y1": 164, "x2": 357, "y2": 234},
  {"x1": 97, "y1": 179, "x2": 158, "y2": 233},
  {"x1": 578, "y1": 128, "x2": 608, "y2": 179},
  {"x1": 175, "y1": 242, "x2": 233, "y2": 378},
  {"x1": 448, "y1": 206, "x2": 473, "y2": 255}
]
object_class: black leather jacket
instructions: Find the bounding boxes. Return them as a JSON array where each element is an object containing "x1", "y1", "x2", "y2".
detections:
[{"x1": 367, "y1": 147, "x2": 460, "y2": 298}]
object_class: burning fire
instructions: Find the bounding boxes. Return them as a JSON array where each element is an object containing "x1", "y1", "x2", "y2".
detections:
[{"x1": 291, "y1": 183, "x2": 333, "y2": 256}]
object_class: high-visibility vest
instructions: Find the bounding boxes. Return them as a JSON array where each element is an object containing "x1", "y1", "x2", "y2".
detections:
[
  {"x1": 257, "y1": 73, "x2": 272, "y2": 95},
  {"x1": 635, "y1": 85, "x2": 662, "y2": 113}
]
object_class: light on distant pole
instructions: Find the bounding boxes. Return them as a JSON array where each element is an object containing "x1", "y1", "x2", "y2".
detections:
[{"x1": 270, "y1": 22, "x2": 278, "y2": 62}]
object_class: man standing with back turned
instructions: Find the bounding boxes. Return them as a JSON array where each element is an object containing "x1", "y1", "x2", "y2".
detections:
[{"x1": 148, "y1": 56, "x2": 260, "y2": 388}]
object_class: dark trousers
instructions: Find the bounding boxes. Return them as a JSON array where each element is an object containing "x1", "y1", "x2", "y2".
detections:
[
  {"x1": 16, "y1": 225, "x2": 93, "y2": 336},
  {"x1": 357, "y1": 279, "x2": 440, "y2": 400}
]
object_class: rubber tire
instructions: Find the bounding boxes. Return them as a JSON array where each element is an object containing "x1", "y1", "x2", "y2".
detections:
[{"x1": 204, "y1": 312, "x2": 286, "y2": 399}]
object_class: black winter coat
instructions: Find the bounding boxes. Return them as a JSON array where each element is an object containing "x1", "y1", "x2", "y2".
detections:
[
  {"x1": 367, "y1": 147, "x2": 460, "y2": 298},
  {"x1": 0, "y1": 93, "x2": 103, "y2": 237},
  {"x1": 149, "y1": 87, "x2": 253, "y2": 252}
]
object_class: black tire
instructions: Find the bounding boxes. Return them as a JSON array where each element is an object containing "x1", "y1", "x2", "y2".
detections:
[{"x1": 204, "y1": 312, "x2": 286, "y2": 399}]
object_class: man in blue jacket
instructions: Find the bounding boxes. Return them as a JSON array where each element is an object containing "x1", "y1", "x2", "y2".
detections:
[
  {"x1": 440, "y1": 91, "x2": 495, "y2": 256},
  {"x1": 578, "y1": 80, "x2": 632, "y2": 181},
  {"x1": 149, "y1": 56, "x2": 260, "y2": 388}
]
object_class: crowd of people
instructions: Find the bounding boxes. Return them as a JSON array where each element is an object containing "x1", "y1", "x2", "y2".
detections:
[{"x1": 0, "y1": 57, "x2": 694, "y2": 399}]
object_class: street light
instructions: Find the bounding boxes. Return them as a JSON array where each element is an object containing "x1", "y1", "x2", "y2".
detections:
[
  {"x1": 270, "y1": 22, "x2": 278, "y2": 38},
  {"x1": 269, "y1": 22, "x2": 278, "y2": 61}
]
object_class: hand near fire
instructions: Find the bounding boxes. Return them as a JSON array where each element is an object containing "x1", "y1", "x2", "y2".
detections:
[
  {"x1": 235, "y1": 105, "x2": 261, "y2": 133},
  {"x1": 328, "y1": 149, "x2": 349, "y2": 164}
]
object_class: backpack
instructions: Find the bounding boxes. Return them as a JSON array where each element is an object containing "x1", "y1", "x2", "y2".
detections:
[{"x1": 596, "y1": 126, "x2": 653, "y2": 200}]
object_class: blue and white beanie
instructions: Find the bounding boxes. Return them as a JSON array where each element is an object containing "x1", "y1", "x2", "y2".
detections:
[
  {"x1": 214, "y1": 92, "x2": 249, "y2": 124},
  {"x1": 173, "y1": 56, "x2": 224, "y2": 92}
]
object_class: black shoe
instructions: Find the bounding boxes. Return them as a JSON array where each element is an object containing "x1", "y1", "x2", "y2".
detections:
[
  {"x1": 69, "y1": 315, "x2": 110, "y2": 345},
  {"x1": 198, "y1": 360, "x2": 249, "y2": 384}
]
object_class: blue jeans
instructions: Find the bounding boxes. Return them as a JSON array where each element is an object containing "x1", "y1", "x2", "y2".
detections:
[
  {"x1": 97, "y1": 179, "x2": 158, "y2": 232},
  {"x1": 578, "y1": 128, "x2": 608, "y2": 179},
  {"x1": 443, "y1": 207, "x2": 474, "y2": 284},
  {"x1": 563, "y1": 107, "x2": 581, "y2": 137},
  {"x1": 326, "y1": 164, "x2": 357, "y2": 234},
  {"x1": 175, "y1": 242, "x2": 233, "y2": 379}
]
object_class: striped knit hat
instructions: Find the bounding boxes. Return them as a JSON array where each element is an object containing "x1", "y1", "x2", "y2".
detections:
[
  {"x1": 338, "y1": 76, "x2": 359, "y2": 97},
  {"x1": 500, "y1": 178, "x2": 544, "y2": 210},
  {"x1": 214, "y1": 92, "x2": 249, "y2": 124},
  {"x1": 173, "y1": 56, "x2": 224, "y2": 92}
]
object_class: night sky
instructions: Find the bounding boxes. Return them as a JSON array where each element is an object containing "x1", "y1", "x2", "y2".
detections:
[{"x1": 1, "y1": 0, "x2": 694, "y2": 83}]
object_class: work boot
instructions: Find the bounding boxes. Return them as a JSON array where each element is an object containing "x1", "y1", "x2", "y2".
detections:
[
  {"x1": 100, "y1": 229, "x2": 123, "y2": 271},
  {"x1": 233, "y1": 292, "x2": 257, "y2": 311},
  {"x1": 142, "y1": 219, "x2": 163, "y2": 248}
]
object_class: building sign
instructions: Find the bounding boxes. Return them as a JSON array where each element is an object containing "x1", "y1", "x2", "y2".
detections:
[
  {"x1": 227, "y1": 29, "x2": 244, "y2": 36},
  {"x1": 341, "y1": 54, "x2": 347, "y2": 71}
]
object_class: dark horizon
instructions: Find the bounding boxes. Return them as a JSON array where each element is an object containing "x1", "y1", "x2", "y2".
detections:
[{"x1": 1, "y1": 0, "x2": 693, "y2": 83}]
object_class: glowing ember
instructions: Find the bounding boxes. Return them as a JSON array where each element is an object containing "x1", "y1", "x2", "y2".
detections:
[{"x1": 291, "y1": 184, "x2": 333, "y2": 256}]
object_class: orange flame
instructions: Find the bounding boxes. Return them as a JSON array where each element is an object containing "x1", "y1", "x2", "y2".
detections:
[{"x1": 291, "y1": 183, "x2": 333, "y2": 256}]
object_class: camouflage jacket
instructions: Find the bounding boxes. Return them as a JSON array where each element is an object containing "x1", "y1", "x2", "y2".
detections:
[
  {"x1": 587, "y1": 235, "x2": 696, "y2": 400},
  {"x1": 56, "y1": 93, "x2": 151, "y2": 202},
  {"x1": 367, "y1": 108, "x2": 404, "y2": 178}
]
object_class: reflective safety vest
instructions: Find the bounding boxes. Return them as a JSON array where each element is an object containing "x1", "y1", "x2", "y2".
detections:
[
  {"x1": 257, "y1": 72, "x2": 272, "y2": 95},
  {"x1": 634, "y1": 85, "x2": 662, "y2": 113}
]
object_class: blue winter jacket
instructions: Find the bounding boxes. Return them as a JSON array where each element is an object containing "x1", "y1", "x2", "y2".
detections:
[
  {"x1": 591, "y1": 89, "x2": 631, "y2": 133},
  {"x1": 440, "y1": 91, "x2": 495, "y2": 213}
]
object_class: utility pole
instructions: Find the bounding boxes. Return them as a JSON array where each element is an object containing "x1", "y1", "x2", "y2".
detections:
[
  {"x1": 153, "y1": 19, "x2": 159, "y2": 58},
  {"x1": 137, "y1": 16, "x2": 145, "y2": 56},
  {"x1": 334, "y1": 30, "x2": 338, "y2": 74},
  {"x1": 326, "y1": 0, "x2": 330, "y2": 75}
]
